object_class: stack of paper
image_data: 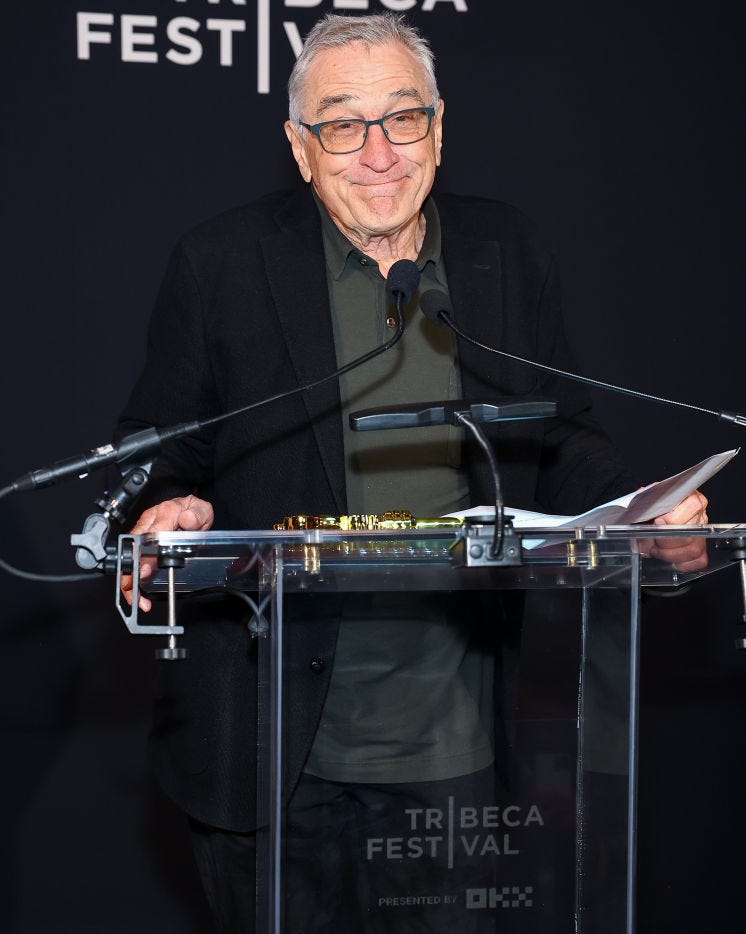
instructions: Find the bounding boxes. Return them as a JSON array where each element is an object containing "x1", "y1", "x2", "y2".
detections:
[{"x1": 446, "y1": 449, "x2": 738, "y2": 533}]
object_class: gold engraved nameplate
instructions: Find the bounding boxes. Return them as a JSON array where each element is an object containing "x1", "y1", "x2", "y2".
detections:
[{"x1": 273, "y1": 510, "x2": 463, "y2": 532}]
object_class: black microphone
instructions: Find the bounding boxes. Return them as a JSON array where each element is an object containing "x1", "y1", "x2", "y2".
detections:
[
  {"x1": 7, "y1": 422, "x2": 200, "y2": 494},
  {"x1": 5, "y1": 261, "x2": 422, "y2": 497},
  {"x1": 420, "y1": 290, "x2": 746, "y2": 427},
  {"x1": 385, "y1": 258, "x2": 420, "y2": 306}
]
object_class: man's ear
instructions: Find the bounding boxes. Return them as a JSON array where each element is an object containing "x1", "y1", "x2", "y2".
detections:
[
  {"x1": 433, "y1": 98, "x2": 445, "y2": 167},
  {"x1": 284, "y1": 121, "x2": 312, "y2": 183}
]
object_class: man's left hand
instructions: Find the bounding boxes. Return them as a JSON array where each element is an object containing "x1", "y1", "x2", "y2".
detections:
[{"x1": 648, "y1": 490, "x2": 709, "y2": 571}]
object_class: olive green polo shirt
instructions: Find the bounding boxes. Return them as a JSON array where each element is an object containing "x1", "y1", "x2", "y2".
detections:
[
  {"x1": 318, "y1": 193, "x2": 469, "y2": 517},
  {"x1": 304, "y1": 194, "x2": 494, "y2": 784}
]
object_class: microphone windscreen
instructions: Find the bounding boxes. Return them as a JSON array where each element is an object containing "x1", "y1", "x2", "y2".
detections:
[
  {"x1": 420, "y1": 289, "x2": 453, "y2": 325},
  {"x1": 385, "y1": 259, "x2": 421, "y2": 306}
]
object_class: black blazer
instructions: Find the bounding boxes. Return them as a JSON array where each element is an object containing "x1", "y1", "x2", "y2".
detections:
[{"x1": 119, "y1": 186, "x2": 635, "y2": 830}]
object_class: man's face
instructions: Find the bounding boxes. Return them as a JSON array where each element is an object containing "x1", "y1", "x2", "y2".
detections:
[{"x1": 285, "y1": 41, "x2": 444, "y2": 243}]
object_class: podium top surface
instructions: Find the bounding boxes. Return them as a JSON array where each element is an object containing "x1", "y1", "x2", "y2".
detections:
[{"x1": 127, "y1": 523, "x2": 746, "y2": 595}]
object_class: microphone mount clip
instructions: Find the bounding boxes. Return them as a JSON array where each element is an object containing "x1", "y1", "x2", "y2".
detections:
[
  {"x1": 451, "y1": 517, "x2": 523, "y2": 568},
  {"x1": 71, "y1": 457, "x2": 154, "y2": 574}
]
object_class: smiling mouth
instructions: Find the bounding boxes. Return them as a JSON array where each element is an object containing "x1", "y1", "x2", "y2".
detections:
[{"x1": 353, "y1": 177, "x2": 408, "y2": 189}]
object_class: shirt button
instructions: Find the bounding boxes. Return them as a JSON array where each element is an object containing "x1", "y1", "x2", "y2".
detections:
[
  {"x1": 309, "y1": 658, "x2": 325, "y2": 673},
  {"x1": 359, "y1": 258, "x2": 367, "y2": 266},
  {"x1": 386, "y1": 316, "x2": 397, "y2": 328}
]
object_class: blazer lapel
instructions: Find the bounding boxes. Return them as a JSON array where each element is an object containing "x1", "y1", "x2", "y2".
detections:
[{"x1": 260, "y1": 188, "x2": 347, "y2": 515}]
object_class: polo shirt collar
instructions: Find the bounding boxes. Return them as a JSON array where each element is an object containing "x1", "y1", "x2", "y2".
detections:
[{"x1": 312, "y1": 187, "x2": 441, "y2": 280}]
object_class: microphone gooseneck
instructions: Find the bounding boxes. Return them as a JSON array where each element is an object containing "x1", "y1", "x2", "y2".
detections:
[
  {"x1": 10, "y1": 265, "x2": 423, "y2": 496},
  {"x1": 3, "y1": 262, "x2": 421, "y2": 580},
  {"x1": 419, "y1": 289, "x2": 745, "y2": 425},
  {"x1": 199, "y1": 261, "x2": 420, "y2": 431}
]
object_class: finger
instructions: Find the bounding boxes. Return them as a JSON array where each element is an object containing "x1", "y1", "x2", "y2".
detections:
[
  {"x1": 129, "y1": 507, "x2": 165, "y2": 536},
  {"x1": 120, "y1": 557, "x2": 155, "y2": 611},
  {"x1": 131, "y1": 500, "x2": 188, "y2": 535},
  {"x1": 654, "y1": 508, "x2": 707, "y2": 527},
  {"x1": 178, "y1": 508, "x2": 206, "y2": 530},
  {"x1": 181, "y1": 496, "x2": 214, "y2": 530},
  {"x1": 676, "y1": 490, "x2": 707, "y2": 519},
  {"x1": 654, "y1": 490, "x2": 709, "y2": 527},
  {"x1": 120, "y1": 573, "x2": 153, "y2": 610}
]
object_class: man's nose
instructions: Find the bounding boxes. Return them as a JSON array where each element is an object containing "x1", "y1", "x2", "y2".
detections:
[{"x1": 359, "y1": 123, "x2": 399, "y2": 171}]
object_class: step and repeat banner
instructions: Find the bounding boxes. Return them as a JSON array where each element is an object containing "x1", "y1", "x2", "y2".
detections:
[{"x1": 3, "y1": 2, "x2": 746, "y2": 930}]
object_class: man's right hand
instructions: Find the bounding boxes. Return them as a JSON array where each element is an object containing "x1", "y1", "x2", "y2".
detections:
[{"x1": 121, "y1": 495, "x2": 214, "y2": 612}]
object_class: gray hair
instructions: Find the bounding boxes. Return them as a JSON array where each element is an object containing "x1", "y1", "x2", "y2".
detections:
[{"x1": 287, "y1": 13, "x2": 439, "y2": 125}]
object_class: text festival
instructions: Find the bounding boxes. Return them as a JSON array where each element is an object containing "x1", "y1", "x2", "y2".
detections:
[
  {"x1": 366, "y1": 804, "x2": 545, "y2": 863},
  {"x1": 76, "y1": 0, "x2": 468, "y2": 92}
]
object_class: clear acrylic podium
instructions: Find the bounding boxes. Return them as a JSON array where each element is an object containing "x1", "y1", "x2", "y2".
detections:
[{"x1": 118, "y1": 523, "x2": 741, "y2": 934}]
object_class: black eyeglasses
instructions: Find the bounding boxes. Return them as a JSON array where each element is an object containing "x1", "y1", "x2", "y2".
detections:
[{"x1": 300, "y1": 106, "x2": 436, "y2": 155}]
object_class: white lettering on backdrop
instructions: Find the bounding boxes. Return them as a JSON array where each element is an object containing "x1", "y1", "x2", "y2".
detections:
[{"x1": 76, "y1": 0, "x2": 468, "y2": 93}]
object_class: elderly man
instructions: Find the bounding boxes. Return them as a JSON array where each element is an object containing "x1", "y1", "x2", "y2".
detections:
[{"x1": 119, "y1": 12, "x2": 707, "y2": 932}]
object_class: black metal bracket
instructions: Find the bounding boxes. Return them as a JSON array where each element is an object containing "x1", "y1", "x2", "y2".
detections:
[
  {"x1": 71, "y1": 461, "x2": 152, "y2": 573},
  {"x1": 450, "y1": 519, "x2": 523, "y2": 568}
]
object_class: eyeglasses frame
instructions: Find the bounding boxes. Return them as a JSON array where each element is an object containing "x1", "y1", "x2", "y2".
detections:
[{"x1": 299, "y1": 105, "x2": 437, "y2": 155}]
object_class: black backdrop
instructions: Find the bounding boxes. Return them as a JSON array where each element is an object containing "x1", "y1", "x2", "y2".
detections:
[{"x1": 2, "y1": 2, "x2": 745, "y2": 931}]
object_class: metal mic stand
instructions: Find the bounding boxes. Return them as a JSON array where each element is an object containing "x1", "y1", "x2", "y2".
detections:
[{"x1": 70, "y1": 458, "x2": 152, "y2": 574}]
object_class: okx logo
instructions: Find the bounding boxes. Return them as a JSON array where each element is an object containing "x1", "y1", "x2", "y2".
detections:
[{"x1": 466, "y1": 886, "x2": 534, "y2": 910}]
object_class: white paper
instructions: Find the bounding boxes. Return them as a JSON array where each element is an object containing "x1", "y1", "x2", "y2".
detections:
[{"x1": 445, "y1": 449, "x2": 738, "y2": 537}]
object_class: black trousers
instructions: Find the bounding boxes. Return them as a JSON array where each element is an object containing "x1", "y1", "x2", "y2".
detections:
[{"x1": 190, "y1": 767, "x2": 501, "y2": 934}]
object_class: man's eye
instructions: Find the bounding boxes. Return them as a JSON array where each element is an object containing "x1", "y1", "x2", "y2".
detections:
[
  {"x1": 392, "y1": 112, "x2": 418, "y2": 124},
  {"x1": 331, "y1": 121, "x2": 359, "y2": 134}
]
